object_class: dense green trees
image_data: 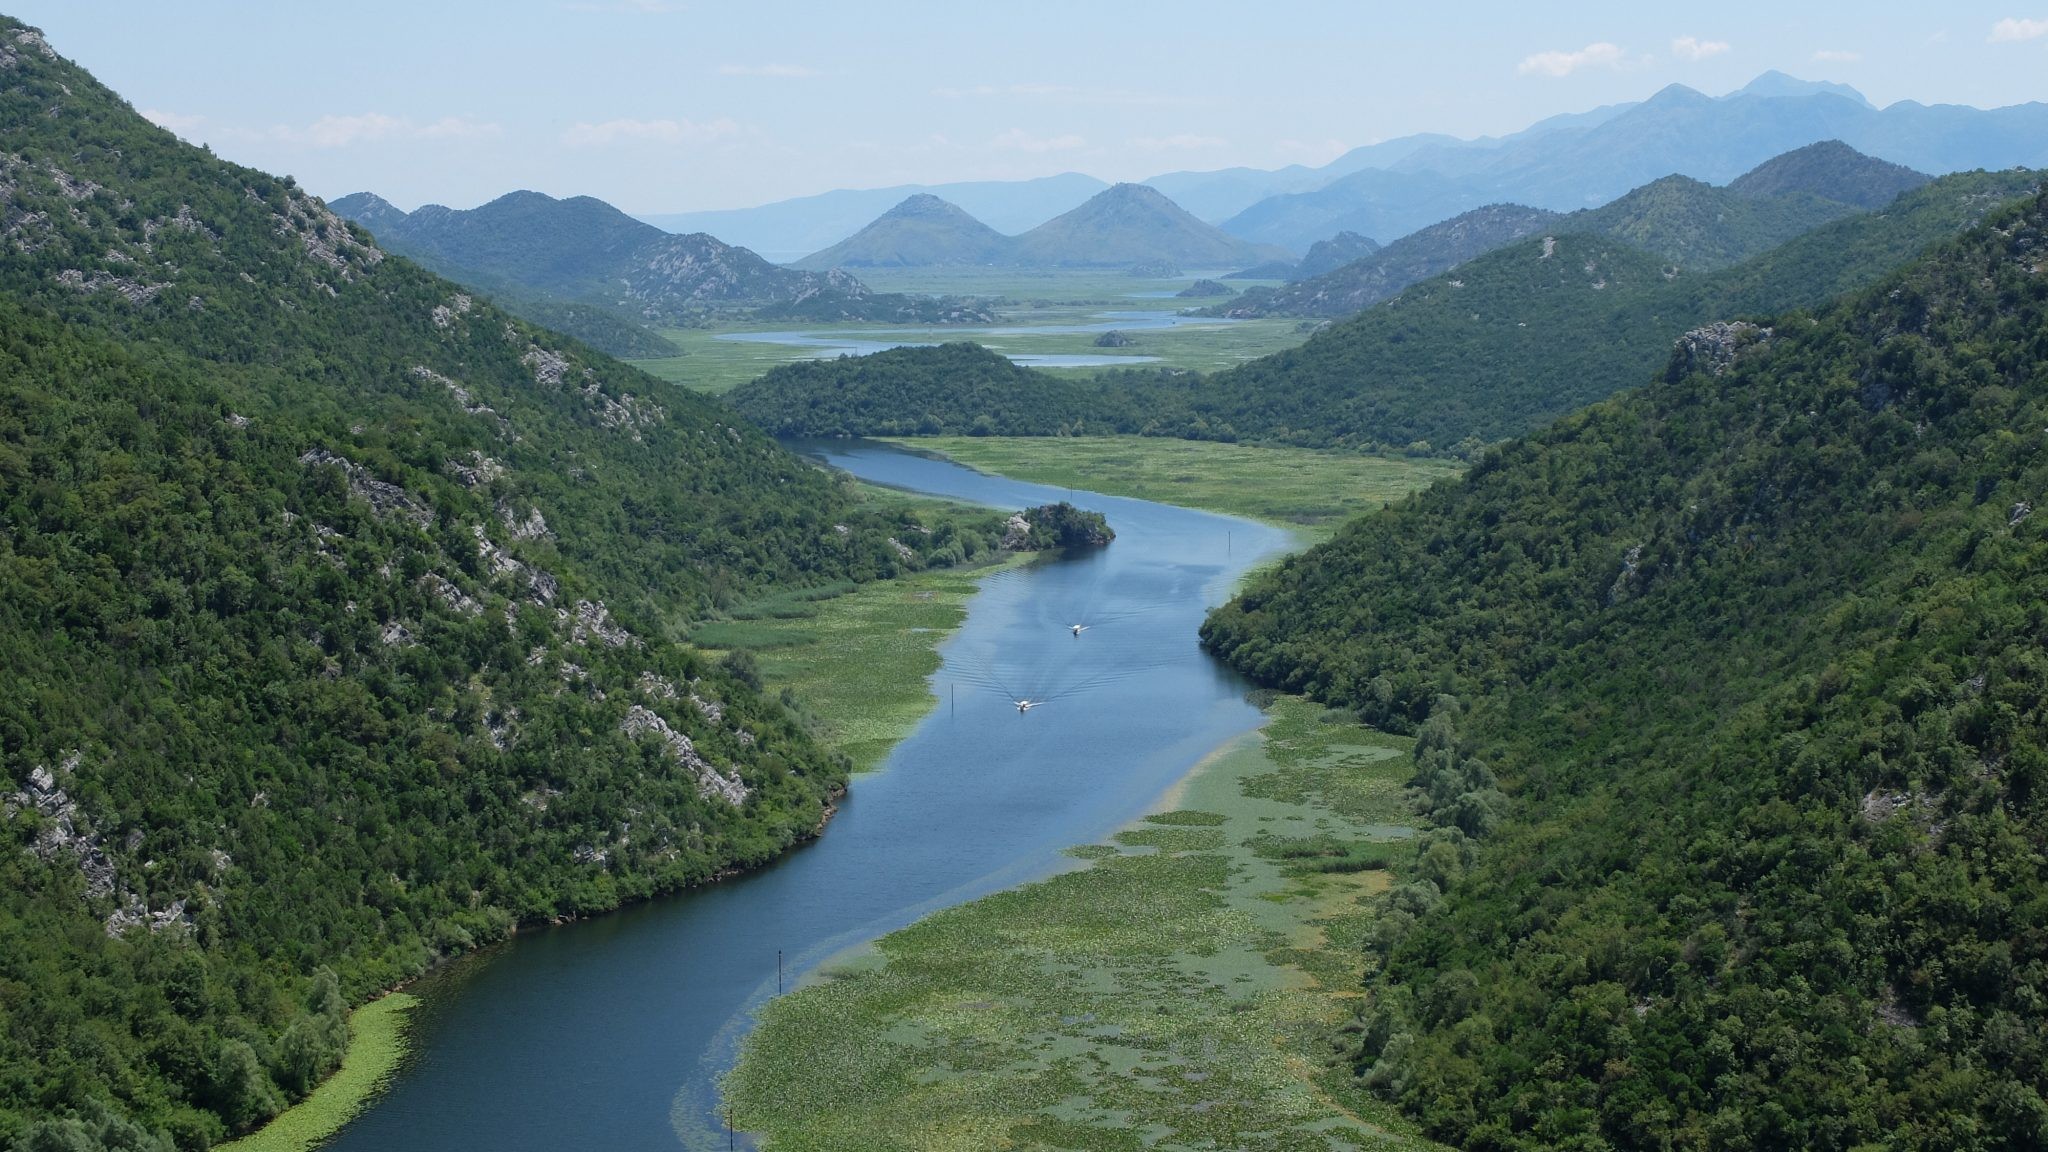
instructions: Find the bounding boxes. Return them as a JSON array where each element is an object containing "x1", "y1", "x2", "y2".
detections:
[
  {"x1": 0, "y1": 21, "x2": 1002, "y2": 1149},
  {"x1": 1200, "y1": 188, "x2": 2048, "y2": 1148}
]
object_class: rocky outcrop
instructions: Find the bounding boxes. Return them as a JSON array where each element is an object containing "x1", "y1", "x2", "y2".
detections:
[
  {"x1": 620, "y1": 706, "x2": 749, "y2": 806},
  {"x1": 1665, "y1": 321, "x2": 1774, "y2": 381},
  {"x1": 299, "y1": 449, "x2": 434, "y2": 527},
  {"x1": 1093, "y1": 330, "x2": 1135, "y2": 348},
  {"x1": 1176, "y1": 279, "x2": 1235, "y2": 298}
]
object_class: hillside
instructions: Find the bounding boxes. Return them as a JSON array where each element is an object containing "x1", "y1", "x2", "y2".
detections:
[
  {"x1": 0, "y1": 22, "x2": 1003, "y2": 1149},
  {"x1": 726, "y1": 344, "x2": 1186, "y2": 438},
  {"x1": 1220, "y1": 203, "x2": 1561, "y2": 319},
  {"x1": 1291, "y1": 230, "x2": 1383, "y2": 279},
  {"x1": 1004, "y1": 183, "x2": 1293, "y2": 269},
  {"x1": 790, "y1": 194, "x2": 1013, "y2": 269},
  {"x1": 1192, "y1": 168, "x2": 2042, "y2": 450},
  {"x1": 333, "y1": 191, "x2": 993, "y2": 335},
  {"x1": 1197, "y1": 186, "x2": 2048, "y2": 1150},
  {"x1": 1566, "y1": 172, "x2": 1859, "y2": 269},
  {"x1": 1729, "y1": 138, "x2": 1931, "y2": 207}
]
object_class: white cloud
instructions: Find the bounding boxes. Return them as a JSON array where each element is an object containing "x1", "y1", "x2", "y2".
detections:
[
  {"x1": 986, "y1": 129, "x2": 1086, "y2": 153},
  {"x1": 716, "y1": 63, "x2": 819, "y2": 78},
  {"x1": 1518, "y1": 42, "x2": 1626, "y2": 77},
  {"x1": 250, "y1": 114, "x2": 501, "y2": 148},
  {"x1": 1132, "y1": 134, "x2": 1227, "y2": 152},
  {"x1": 1671, "y1": 36, "x2": 1730, "y2": 61},
  {"x1": 1811, "y1": 48, "x2": 1862, "y2": 62},
  {"x1": 561, "y1": 117, "x2": 742, "y2": 147},
  {"x1": 1989, "y1": 17, "x2": 2048, "y2": 41},
  {"x1": 142, "y1": 109, "x2": 204, "y2": 135}
]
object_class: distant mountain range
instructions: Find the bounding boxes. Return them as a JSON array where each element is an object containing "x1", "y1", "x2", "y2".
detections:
[
  {"x1": 331, "y1": 190, "x2": 991, "y2": 354},
  {"x1": 794, "y1": 183, "x2": 1292, "y2": 271},
  {"x1": 626, "y1": 72, "x2": 2048, "y2": 263},
  {"x1": 1221, "y1": 142, "x2": 1928, "y2": 319}
]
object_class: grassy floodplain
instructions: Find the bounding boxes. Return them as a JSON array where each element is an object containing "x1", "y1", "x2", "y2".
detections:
[
  {"x1": 886, "y1": 436, "x2": 1462, "y2": 539},
  {"x1": 724, "y1": 697, "x2": 1438, "y2": 1151},
  {"x1": 692, "y1": 551, "x2": 1027, "y2": 773},
  {"x1": 625, "y1": 269, "x2": 1307, "y2": 396},
  {"x1": 217, "y1": 993, "x2": 419, "y2": 1152}
]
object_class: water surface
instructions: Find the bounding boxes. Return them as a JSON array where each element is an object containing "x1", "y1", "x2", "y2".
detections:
[{"x1": 326, "y1": 439, "x2": 1291, "y2": 1150}]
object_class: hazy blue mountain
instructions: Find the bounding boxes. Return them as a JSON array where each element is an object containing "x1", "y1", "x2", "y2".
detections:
[
  {"x1": 790, "y1": 194, "x2": 1013, "y2": 269},
  {"x1": 637, "y1": 173, "x2": 1108, "y2": 262},
  {"x1": 1222, "y1": 73, "x2": 2048, "y2": 250},
  {"x1": 1727, "y1": 138, "x2": 1930, "y2": 207},
  {"x1": 1220, "y1": 203, "x2": 1561, "y2": 318},
  {"x1": 1005, "y1": 183, "x2": 1296, "y2": 268}
]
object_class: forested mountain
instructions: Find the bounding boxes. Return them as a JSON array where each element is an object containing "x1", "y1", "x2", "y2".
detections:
[
  {"x1": 1197, "y1": 184, "x2": 2048, "y2": 1151},
  {"x1": 790, "y1": 194, "x2": 1013, "y2": 269},
  {"x1": 729, "y1": 170, "x2": 2040, "y2": 456},
  {"x1": 1225, "y1": 144, "x2": 1909, "y2": 322},
  {"x1": 332, "y1": 190, "x2": 993, "y2": 346},
  {"x1": 0, "y1": 22, "x2": 1003, "y2": 1149},
  {"x1": 1193, "y1": 168, "x2": 2041, "y2": 450},
  {"x1": 1728, "y1": 138, "x2": 1931, "y2": 207}
]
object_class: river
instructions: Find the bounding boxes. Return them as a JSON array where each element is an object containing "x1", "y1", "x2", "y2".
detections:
[{"x1": 324, "y1": 439, "x2": 1293, "y2": 1151}]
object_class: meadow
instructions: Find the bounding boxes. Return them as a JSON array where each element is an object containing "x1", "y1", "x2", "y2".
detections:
[{"x1": 723, "y1": 697, "x2": 1437, "y2": 1151}]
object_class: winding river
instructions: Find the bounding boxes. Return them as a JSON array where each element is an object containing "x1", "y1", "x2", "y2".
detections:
[{"x1": 324, "y1": 440, "x2": 1292, "y2": 1151}]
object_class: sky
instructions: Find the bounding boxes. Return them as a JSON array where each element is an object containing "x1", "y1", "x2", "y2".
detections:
[{"x1": 14, "y1": 1, "x2": 2048, "y2": 213}]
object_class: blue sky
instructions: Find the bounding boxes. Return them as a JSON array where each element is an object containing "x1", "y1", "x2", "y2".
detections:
[{"x1": 16, "y1": 1, "x2": 2048, "y2": 213}]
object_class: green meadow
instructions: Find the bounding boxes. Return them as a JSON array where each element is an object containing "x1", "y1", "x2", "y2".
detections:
[
  {"x1": 724, "y1": 697, "x2": 1439, "y2": 1151},
  {"x1": 888, "y1": 436, "x2": 1461, "y2": 538}
]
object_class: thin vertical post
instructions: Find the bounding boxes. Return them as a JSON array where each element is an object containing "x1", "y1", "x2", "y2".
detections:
[{"x1": 777, "y1": 949, "x2": 784, "y2": 994}]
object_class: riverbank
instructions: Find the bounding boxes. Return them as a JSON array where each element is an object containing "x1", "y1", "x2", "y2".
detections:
[
  {"x1": 879, "y1": 436, "x2": 1460, "y2": 539},
  {"x1": 723, "y1": 696, "x2": 1439, "y2": 1150},
  {"x1": 693, "y1": 551, "x2": 1031, "y2": 772},
  {"x1": 217, "y1": 993, "x2": 418, "y2": 1152}
]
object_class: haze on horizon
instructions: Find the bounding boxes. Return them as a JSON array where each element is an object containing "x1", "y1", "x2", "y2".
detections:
[{"x1": 16, "y1": 0, "x2": 2048, "y2": 214}]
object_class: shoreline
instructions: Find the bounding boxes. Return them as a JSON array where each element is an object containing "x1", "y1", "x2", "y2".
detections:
[
  {"x1": 723, "y1": 696, "x2": 1436, "y2": 1149},
  {"x1": 228, "y1": 547, "x2": 1023, "y2": 1150}
]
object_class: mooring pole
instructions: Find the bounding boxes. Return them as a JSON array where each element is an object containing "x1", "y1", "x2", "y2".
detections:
[
  {"x1": 725, "y1": 1106, "x2": 735, "y2": 1151},
  {"x1": 777, "y1": 949, "x2": 784, "y2": 994}
]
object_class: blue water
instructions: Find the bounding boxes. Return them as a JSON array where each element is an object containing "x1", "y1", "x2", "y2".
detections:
[
  {"x1": 324, "y1": 440, "x2": 1292, "y2": 1150},
  {"x1": 714, "y1": 308, "x2": 1243, "y2": 368}
]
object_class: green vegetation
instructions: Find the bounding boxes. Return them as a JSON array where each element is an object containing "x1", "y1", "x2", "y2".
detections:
[
  {"x1": 1198, "y1": 189, "x2": 2048, "y2": 1148},
  {"x1": 216, "y1": 994, "x2": 417, "y2": 1152},
  {"x1": 887, "y1": 436, "x2": 1460, "y2": 535},
  {"x1": 726, "y1": 697, "x2": 1437, "y2": 1151},
  {"x1": 0, "y1": 25, "x2": 1006, "y2": 1149},
  {"x1": 1727, "y1": 139, "x2": 1931, "y2": 209}
]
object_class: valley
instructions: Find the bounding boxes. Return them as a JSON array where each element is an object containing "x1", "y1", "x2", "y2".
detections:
[{"x1": 7, "y1": 9, "x2": 2048, "y2": 1152}]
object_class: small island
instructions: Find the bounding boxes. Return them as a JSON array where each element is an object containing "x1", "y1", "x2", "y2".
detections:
[
  {"x1": 1176, "y1": 278, "x2": 1236, "y2": 298},
  {"x1": 1003, "y1": 502, "x2": 1115, "y2": 549},
  {"x1": 1093, "y1": 329, "x2": 1136, "y2": 348}
]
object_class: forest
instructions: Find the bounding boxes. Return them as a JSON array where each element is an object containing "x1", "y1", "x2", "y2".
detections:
[
  {"x1": 1199, "y1": 188, "x2": 2048, "y2": 1149},
  {"x1": 0, "y1": 23, "x2": 1006, "y2": 1149}
]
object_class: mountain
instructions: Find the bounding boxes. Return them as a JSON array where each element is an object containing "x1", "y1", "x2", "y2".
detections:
[
  {"x1": 1191, "y1": 168, "x2": 2042, "y2": 451},
  {"x1": 1222, "y1": 145, "x2": 1909, "y2": 321},
  {"x1": 636, "y1": 173, "x2": 1109, "y2": 262},
  {"x1": 1728, "y1": 138, "x2": 1931, "y2": 208},
  {"x1": 790, "y1": 194, "x2": 1013, "y2": 269},
  {"x1": 1567, "y1": 172, "x2": 1860, "y2": 270},
  {"x1": 1220, "y1": 166, "x2": 1500, "y2": 253},
  {"x1": 327, "y1": 190, "x2": 407, "y2": 231},
  {"x1": 0, "y1": 21, "x2": 1004, "y2": 1148},
  {"x1": 1198, "y1": 185, "x2": 2048, "y2": 1150},
  {"x1": 1221, "y1": 75, "x2": 2048, "y2": 251},
  {"x1": 1005, "y1": 183, "x2": 1293, "y2": 269},
  {"x1": 1219, "y1": 204, "x2": 1561, "y2": 319},
  {"x1": 333, "y1": 190, "x2": 989, "y2": 332},
  {"x1": 1291, "y1": 231, "x2": 1383, "y2": 280}
]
